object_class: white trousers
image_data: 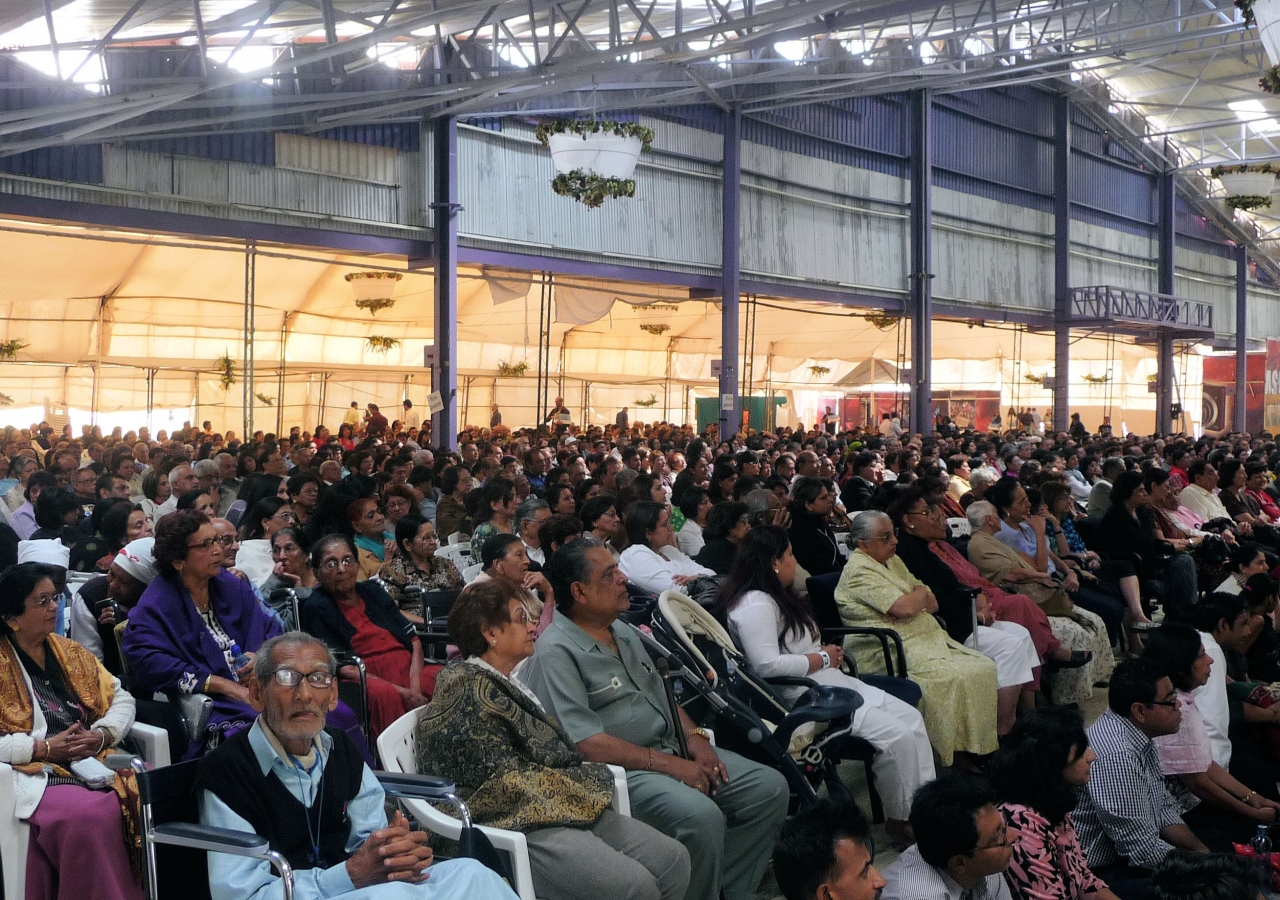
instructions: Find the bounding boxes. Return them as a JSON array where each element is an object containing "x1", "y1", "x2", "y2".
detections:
[
  {"x1": 855, "y1": 691, "x2": 937, "y2": 821},
  {"x1": 965, "y1": 621, "x2": 1038, "y2": 689}
]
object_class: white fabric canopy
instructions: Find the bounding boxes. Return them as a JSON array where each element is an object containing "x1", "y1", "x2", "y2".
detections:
[{"x1": 0, "y1": 217, "x2": 1198, "y2": 434}]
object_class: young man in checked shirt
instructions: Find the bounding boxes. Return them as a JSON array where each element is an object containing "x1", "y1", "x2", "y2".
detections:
[{"x1": 1072, "y1": 658, "x2": 1214, "y2": 900}]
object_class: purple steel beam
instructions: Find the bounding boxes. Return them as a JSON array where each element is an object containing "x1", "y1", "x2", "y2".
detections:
[
  {"x1": 1236, "y1": 244, "x2": 1248, "y2": 434},
  {"x1": 1157, "y1": 171, "x2": 1175, "y2": 434},
  {"x1": 1053, "y1": 95, "x2": 1071, "y2": 433},
  {"x1": 432, "y1": 116, "x2": 459, "y2": 450},
  {"x1": 720, "y1": 102, "x2": 741, "y2": 438},
  {"x1": 909, "y1": 89, "x2": 932, "y2": 434}
]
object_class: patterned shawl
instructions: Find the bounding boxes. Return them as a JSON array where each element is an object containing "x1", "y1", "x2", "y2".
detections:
[
  {"x1": 416, "y1": 660, "x2": 613, "y2": 833},
  {"x1": 0, "y1": 633, "x2": 141, "y2": 870}
]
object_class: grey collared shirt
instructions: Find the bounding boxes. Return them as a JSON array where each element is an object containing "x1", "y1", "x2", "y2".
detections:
[
  {"x1": 881, "y1": 846, "x2": 1011, "y2": 900},
  {"x1": 520, "y1": 614, "x2": 679, "y2": 753}
]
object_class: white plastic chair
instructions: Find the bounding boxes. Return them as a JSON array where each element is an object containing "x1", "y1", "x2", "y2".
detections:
[
  {"x1": 461, "y1": 563, "x2": 484, "y2": 585},
  {"x1": 446, "y1": 532, "x2": 466, "y2": 545},
  {"x1": 376, "y1": 707, "x2": 631, "y2": 900},
  {"x1": 436, "y1": 543, "x2": 471, "y2": 570},
  {"x1": 1, "y1": 721, "x2": 169, "y2": 900},
  {"x1": 946, "y1": 517, "x2": 973, "y2": 537}
]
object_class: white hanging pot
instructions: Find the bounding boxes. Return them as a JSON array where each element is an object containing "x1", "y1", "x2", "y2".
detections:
[
  {"x1": 1256, "y1": 0, "x2": 1280, "y2": 65},
  {"x1": 548, "y1": 132, "x2": 643, "y2": 179},
  {"x1": 1218, "y1": 170, "x2": 1276, "y2": 197}
]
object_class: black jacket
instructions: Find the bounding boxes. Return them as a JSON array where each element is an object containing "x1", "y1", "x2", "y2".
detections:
[
  {"x1": 300, "y1": 580, "x2": 417, "y2": 657},
  {"x1": 788, "y1": 511, "x2": 843, "y2": 578},
  {"x1": 840, "y1": 477, "x2": 878, "y2": 513}
]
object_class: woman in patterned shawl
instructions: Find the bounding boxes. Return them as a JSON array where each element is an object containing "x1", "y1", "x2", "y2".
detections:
[
  {"x1": 0, "y1": 562, "x2": 142, "y2": 900},
  {"x1": 417, "y1": 578, "x2": 690, "y2": 900}
]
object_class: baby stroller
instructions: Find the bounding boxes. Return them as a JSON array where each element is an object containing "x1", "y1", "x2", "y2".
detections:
[{"x1": 639, "y1": 590, "x2": 874, "y2": 815}]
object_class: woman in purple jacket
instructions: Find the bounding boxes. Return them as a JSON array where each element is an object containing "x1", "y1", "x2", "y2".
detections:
[{"x1": 121, "y1": 509, "x2": 370, "y2": 761}]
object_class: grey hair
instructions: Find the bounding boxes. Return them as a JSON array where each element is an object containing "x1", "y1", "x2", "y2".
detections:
[
  {"x1": 193, "y1": 459, "x2": 219, "y2": 477},
  {"x1": 743, "y1": 488, "x2": 774, "y2": 525},
  {"x1": 967, "y1": 500, "x2": 997, "y2": 530},
  {"x1": 614, "y1": 468, "x2": 639, "y2": 489},
  {"x1": 214, "y1": 452, "x2": 235, "y2": 464},
  {"x1": 515, "y1": 497, "x2": 550, "y2": 527},
  {"x1": 848, "y1": 510, "x2": 891, "y2": 546},
  {"x1": 253, "y1": 631, "x2": 339, "y2": 682},
  {"x1": 968, "y1": 468, "x2": 998, "y2": 491}
]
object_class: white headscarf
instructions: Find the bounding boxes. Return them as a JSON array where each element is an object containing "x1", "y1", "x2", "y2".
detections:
[
  {"x1": 115, "y1": 537, "x2": 158, "y2": 586},
  {"x1": 17, "y1": 539, "x2": 70, "y2": 568}
]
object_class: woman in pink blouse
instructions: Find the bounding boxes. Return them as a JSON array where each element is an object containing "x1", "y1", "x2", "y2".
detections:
[{"x1": 987, "y1": 707, "x2": 1122, "y2": 900}]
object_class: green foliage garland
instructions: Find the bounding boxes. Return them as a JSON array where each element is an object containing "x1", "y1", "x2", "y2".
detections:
[
  {"x1": 1225, "y1": 195, "x2": 1273, "y2": 211},
  {"x1": 536, "y1": 120, "x2": 655, "y2": 151},
  {"x1": 551, "y1": 171, "x2": 636, "y2": 208}
]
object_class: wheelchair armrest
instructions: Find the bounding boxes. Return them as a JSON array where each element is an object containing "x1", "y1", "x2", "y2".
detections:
[
  {"x1": 151, "y1": 822, "x2": 271, "y2": 854},
  {"x1": 765, "y1": 675, "x2": 819, "y2": 688},
  {"x1": 819, "y1": 626, "x2": 908, "y2": 678},
  {"x1": 376, "y1": 772, "x2": 459, "y2": 802}
]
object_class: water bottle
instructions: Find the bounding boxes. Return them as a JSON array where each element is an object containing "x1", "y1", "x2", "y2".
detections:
[
  {"x1": 230, "y1": 642, "x2": 251, "y2": 675},
  {"x1": 1251, "y1": 824, "x2": 1272, "y2": 890}
]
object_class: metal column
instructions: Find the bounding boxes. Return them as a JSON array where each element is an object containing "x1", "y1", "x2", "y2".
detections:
[
  {"x1": 243, "y1": 241, "x2": 256, "y2": 438},
  {"x1": 432, "y1": 116, "x2": 460, "y2": 450},
  {"x1": 1053, "y1": 96, "x2": 1071, "y2": 434},
  {"x1": 1156, "y1": 171, "x2": 1175, "y2": 435},
  {"x1": 718, "y1": 103, "x2": 741, "y2": 439},
  {"x1": 909, "y1": 89, "x2": 933, "y2": 434},
  {"x1": 1236, "y1": 244, "x2": 1249, "y2": 434}
]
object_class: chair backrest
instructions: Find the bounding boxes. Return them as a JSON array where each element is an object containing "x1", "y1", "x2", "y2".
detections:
[
  {"x1": 446, "y1": 532, "x2": 466, "y2": 545},
  {"x1": 462, "y1": 563, "x2": 484, "y2": 584},
  {"x1": 377, "y1": 708, "x2": 423, "y2": 777},
  {"x1": 805, "y1": 572, "x2": 845, "y2": 632},
  {"x1": 114, "y1": 621, "x2": 130, "y2": 675},
  {"x1": 437, "y1": 544, "x2": 471, "y2": 568},
  {"x1": 420, "y1": 589, "x2": 461, "y2": 623},
  {"x1": 225, "y1": 500, "x2": 246, "y2": 527},
  {"x1": 946, "y1": 517, "x2": 972, "y2": 537},
  {"x1": 137, "y1": 759, "x2": 213, "y2": 900}
]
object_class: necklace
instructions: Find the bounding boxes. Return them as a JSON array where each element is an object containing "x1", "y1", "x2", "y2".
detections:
[{"x1": 289, "y1": 752, "x2": 325, "y2": 867}]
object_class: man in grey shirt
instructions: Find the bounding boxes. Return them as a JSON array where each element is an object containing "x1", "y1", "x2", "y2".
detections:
[{"x1": 1087, "y1": 457, "x2": 1126, "y2": 518}]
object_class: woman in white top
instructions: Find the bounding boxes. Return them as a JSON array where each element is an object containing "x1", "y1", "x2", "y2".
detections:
[
  {"x1": 618, "y1": 501, "x2": 715, "y2": 596},
  {"x1": 675, "y1": 488, "x2": 712, "y2": 558},
  {"x1": 716, "y1": 525, "x2": 934, "y2": 848}
]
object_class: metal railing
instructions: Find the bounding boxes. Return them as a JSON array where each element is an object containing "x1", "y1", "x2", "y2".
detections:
[{"x1": 1068, "y1": 285, "x2": 1214, "y2": 332}]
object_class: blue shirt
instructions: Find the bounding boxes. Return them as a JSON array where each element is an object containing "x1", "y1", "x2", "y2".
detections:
[
  {"x1": 199, "y1": 718, "x2": 387, "y2": 900},
  {"x1": 995, "y1": 520, "x2": 1058, "y2": 575}
]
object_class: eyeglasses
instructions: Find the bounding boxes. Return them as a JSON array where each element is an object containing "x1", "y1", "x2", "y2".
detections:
[
  {"x1": 1148, "y1": 697, "x2": 1180, "y2": 709},
  {"x1": 271, "y1": 668, "x2": 335, "y2": 689},
  {"x1": 29, "y1": 594, "x2": 57, "y2": 609},
  {"x1": 417, "y1": 533, "x2": 439, "y2": 543},
  {"x1": 510, "y1": 609, "x2": 531, "y2": 625},
  {"x1": 870, "y1": 530, "x2": 898, "y2": 542},
  {"x1": 973, "y1": 827, "x2": 1016, "y2": 853},
  {"x1": 271, "y1": 511, "x2": 296, "y2": 522},
  {"x1": 320, "y1": 555, "x2": 358, "y2": 571},
  {"x1": 213, "y1": 535, "x2": 237, "y2": 547},
  {"x1": 274, "y1": 542, "x2": 300, "y2": 555},
  {"x1": 187, "y1": 537, "x2": 224, "y2": 551}
]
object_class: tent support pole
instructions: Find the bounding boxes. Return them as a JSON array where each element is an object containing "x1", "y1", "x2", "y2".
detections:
[
  {"x1": 1236, "y1": 245, "x2": 1249, "y2": 434},
  {"x1": 432, "y1": 115, "x2": 460, "y2": 450},
  {"x1": 318, "y1": 373, "x2": 329, "y2": 428},
  {"x1": 243, "y1": 240, "x2": 256, "y2": 439},
  {"x1": 909, "y1": 88, "x2": 933, "y2": 435},
  {"x1": 1053, "y1": 95, "x2": 1071, "y2": 434},
  {"x1": 1157, "y1": 170, "x2": 1175, "y2": 435},
  {"x1": 718, "y1": 102, "x2": 741, "y2": 440}
]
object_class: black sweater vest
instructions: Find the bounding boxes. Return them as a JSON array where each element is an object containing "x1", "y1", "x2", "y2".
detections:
[{"x1": 195, "y1": 726, "x2": 364, "y2": 871}]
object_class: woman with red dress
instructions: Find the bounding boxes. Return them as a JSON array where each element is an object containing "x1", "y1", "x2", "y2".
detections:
[{"x1": 299, "y1": 532, "x2": 437, "y2": 738}]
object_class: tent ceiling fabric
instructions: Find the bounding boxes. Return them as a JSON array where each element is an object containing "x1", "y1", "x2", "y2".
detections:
[{"x1": 0, "y1": 217, "x2": 1200, "y2": 434}]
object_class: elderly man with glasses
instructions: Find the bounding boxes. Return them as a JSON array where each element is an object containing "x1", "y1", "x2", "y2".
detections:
[{"x1": 196, "y1": 631, "x2": 518, "y2": 900}]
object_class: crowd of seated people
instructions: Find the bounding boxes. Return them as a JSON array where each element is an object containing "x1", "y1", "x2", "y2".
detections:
[{"x1": 7, "y1": 411, "x2": 1280, "y2": 899}]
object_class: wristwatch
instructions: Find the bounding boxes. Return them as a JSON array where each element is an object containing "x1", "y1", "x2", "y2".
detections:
[{"x1": 687, "y1": 727, "x2": 711, "y2": 742}]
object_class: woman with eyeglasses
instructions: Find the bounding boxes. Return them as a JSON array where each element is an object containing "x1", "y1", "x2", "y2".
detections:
[
  {"x1": 987, "y1": 707, "x2": 1123, "y2": 900},
  {"x1": 418, "y1": 578, "x2": 691, "y2": 900},
  {"x1": 0, "y1": 562, "x2": 144, "y2": 900},
  {"x1": 1142, "y1": 623, "x2": 1280, "y2": 838},
  {"x1": 378, "y1": 516, "x2": 464, "y2": 625},
  {"x1": 834, "y1": 510, "x2": 1001, "y2": 766},
  {"x1": 300, "y1": 533, "x2": 434, "y2": 738},
  {"x1": 122, "y1": 509, "x2": 284, "y2": 758}
]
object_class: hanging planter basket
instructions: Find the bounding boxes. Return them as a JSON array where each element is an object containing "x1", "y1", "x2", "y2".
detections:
[
  {"x1": 1261, "y1": 65, "x2": 1280, "y2": 94},
  {"x1": 1225, "y1": 195, "x2": 1273, "y2": 211},
  {"x1": 1252, "y1": 0, "x2": 1280, "y2": 64},
  {"x1": 537, "y1": 120, "x2": 654, "y2": 208},
  {"x1": 1214, "y1": 168, "x2": 1277, "y2": 198},
  {"x1": 345, "y1": 271, "x2": 403, "y2": 315}
]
